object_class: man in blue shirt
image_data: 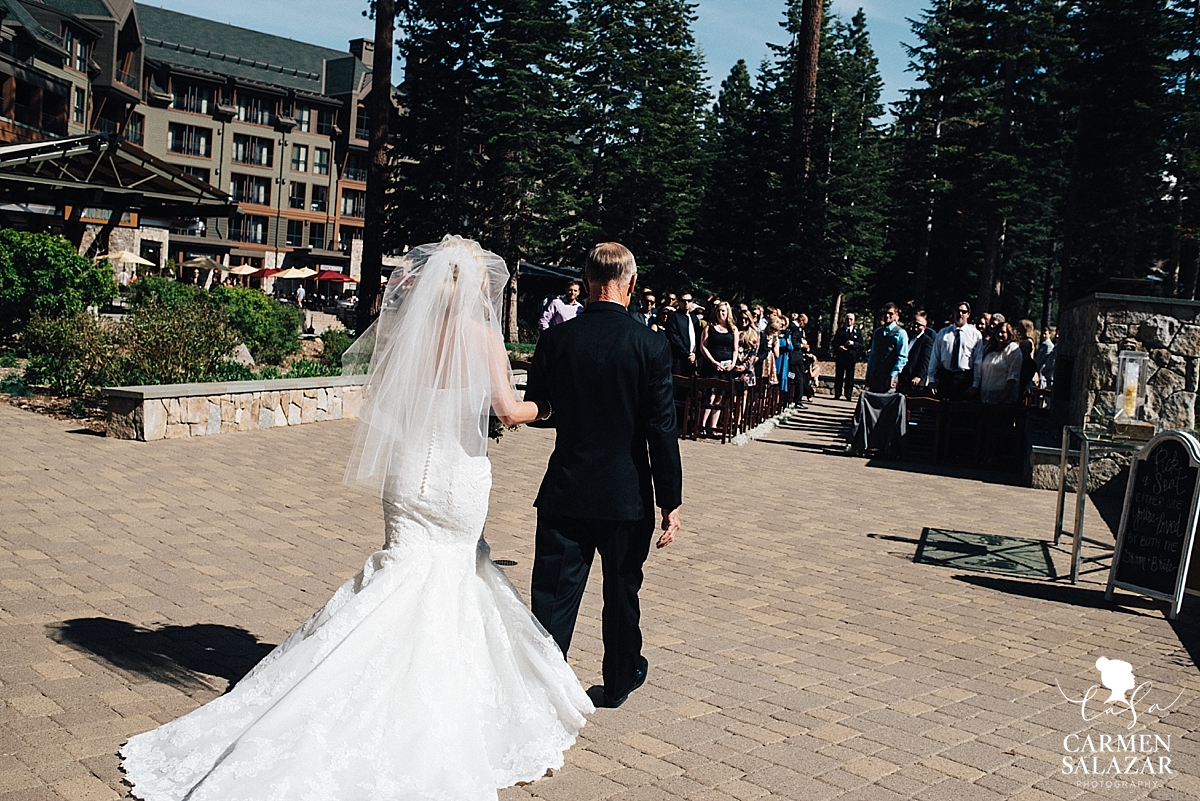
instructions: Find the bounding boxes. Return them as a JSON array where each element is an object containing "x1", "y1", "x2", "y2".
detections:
[{"x1": 865, "y1": 303, "x2": 909, "y2": 393}]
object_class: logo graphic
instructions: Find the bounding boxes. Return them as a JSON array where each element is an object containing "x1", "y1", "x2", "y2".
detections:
[{"x1": 1055, "y1": 657, "x2": 1183, "y2": 790}]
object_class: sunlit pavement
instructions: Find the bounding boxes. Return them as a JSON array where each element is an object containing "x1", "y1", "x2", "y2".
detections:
[{"x1": 1, "y1": 396, "x2": 1197, "y2": 800}]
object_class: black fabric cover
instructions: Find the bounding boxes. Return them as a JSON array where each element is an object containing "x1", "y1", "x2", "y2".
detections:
[{"x1": 849, "y1": 391, "x2": 906, "y2": 456}]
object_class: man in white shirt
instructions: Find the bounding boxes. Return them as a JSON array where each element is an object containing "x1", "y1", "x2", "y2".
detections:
[
  {"x1": 925, "y1": 301, "x2": 983, "y2": 401},
  {"x1": 539, "y1": 281, "x2": 584, "y2": 330}
]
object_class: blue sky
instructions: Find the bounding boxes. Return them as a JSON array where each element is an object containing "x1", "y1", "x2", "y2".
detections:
[{"x1": 142, "y1": 1, "x2": 928, "y2": 110}]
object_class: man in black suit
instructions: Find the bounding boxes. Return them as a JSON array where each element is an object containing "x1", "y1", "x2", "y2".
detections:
[
  {"x1": 832, "y1": 313, "x2": 863, "y2": 400},
  {"x1": 665, "y1": 292, "x2": 700, "y2": 375},
  {"x1": 900, "y1": 309, "x2": 934, "y2": 393},
  {"x1": 524, "y1": 242, "x2": 683, "y2": 708}
]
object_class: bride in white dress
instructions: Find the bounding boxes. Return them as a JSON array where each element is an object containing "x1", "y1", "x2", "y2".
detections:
[{"x1": 120, "y1": 236, "x2": 594, "y2": 801}]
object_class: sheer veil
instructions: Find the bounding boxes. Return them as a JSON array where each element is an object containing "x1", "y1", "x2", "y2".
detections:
[{"x1": 342, "y1": 235, "x2": 517, "y2": 496}]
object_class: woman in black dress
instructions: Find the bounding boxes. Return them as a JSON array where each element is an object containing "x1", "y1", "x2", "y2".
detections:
[{"x1": 698, "y1": 301, "x2": 740, "y2": 433}]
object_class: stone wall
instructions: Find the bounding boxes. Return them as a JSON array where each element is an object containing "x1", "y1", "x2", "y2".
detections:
[
  {"x1": 1057, "y1": 293, "x2": 1200, "y2": 431},
  {"x1": 105, "y1": 376, "x2": 365, "y2": 441}
]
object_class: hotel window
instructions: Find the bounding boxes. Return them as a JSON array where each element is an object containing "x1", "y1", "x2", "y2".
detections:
[
  {"x1": 172, "y1": 82, "x2": 212, "y2": 115},
  {"x1": 231, "y1": 173, "x2": 271, "y2": 206},
  {"x1": 125, "y1": 113, "x2": 144, "y2": 146},
  {"x1": 289, "y1": 182, "x2": 306, "y2": 210},
  {"x1": 63, "y1": 28, "x2": 87, "y2": 72},
  {"x1": 355, "y1": 105, "x2": 369, "y2": 140},
  {"x1": 237, "y1": 93, "x2": 272, "y2": 125},
  {"x1": 341, "y1": 188, "x2": 366, "y2": 218},
  {"x1": 231, "y1": 134, "x2": 273, "y2": 167},
  {"x1": 295, "y1": 105, "x2": 311, "y2": 133},
  {"x1": 74, "y1": 34, "x2": 87, "y2": 71},
  {"x1": 313, "y1": 147, "x2": 330, "y2": 176},
  {"x1": 72, "y1": 88, "x2": 85, "y2": 124},
  {"x1": 292, "y1": 144, "x2": 308, "y2": 172},
  {"x1": 344, "y1": 151, "x2": 367, "y2": 181},
  {"x1": 338, "y1": 225, "x2": 362, "y2": 253},
  {"x1": 182, "y1": 165, "x2": 210, "y2": 182},
  {"x1": 230, "y1": 213, "x2": 268, "y2": 244},
  {"x1": 308, "y1": 221, "x2": 326, "y2": 250},
  {"x1": 316, "y1": 108, "x2": 335, "y2": 136},
  {"x1": 286, "y1": 219, "x2": 305, "y2": 247},
  {"x1": 167, "y1": 123, "x2": 211, "y2": 157},
  {"x1": 311, "y1": 185, "x2": 328, "y2": 213}
]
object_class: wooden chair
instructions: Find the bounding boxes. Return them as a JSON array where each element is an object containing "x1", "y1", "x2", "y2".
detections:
[
  {"x1": 903, "y1": 395, "x2": 941, "y2": 462},
  {"x1": 693, "y1": 377, "x2": 735, "y2": 444},
  {"x1": 672, "y1": 374, "x2": 696, "y2": 439}
]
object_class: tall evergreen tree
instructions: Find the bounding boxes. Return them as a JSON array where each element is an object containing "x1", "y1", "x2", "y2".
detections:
[{"x1": 569, "y1": 0, "x2": 710, "y2": 280}]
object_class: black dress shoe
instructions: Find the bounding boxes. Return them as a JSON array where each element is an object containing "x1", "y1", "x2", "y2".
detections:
[{"x1": 603, "y1": 657, "x2": 648, "y2": 708}]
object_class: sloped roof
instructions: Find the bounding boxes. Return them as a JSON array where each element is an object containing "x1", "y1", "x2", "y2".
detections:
[
  {"x1": 29, "y1": 0, "x2": 115, "y2": 20},
  {"x1": 4, "y1": 0, "x2": 68, "y2": 51},
  {"x1": 137, "y1": 4, "x2": 368, "y2": 96}
]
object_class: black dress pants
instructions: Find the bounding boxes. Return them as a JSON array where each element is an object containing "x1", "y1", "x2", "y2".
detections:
[
  {"x1": 531, "y1": 513, "x2": 654, "y2": 697},
  {"x1": 834, "y1": 358, "x2": 857, "y2": 399}
]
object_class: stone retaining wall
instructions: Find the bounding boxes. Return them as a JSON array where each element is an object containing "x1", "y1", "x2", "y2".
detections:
[{"x1": 104, "y1": 376, "x2": 365, "y2": 441}]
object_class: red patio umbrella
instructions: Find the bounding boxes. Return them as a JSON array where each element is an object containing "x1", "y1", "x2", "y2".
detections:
[{"x1": 314, "y1": 270, "x2": 357, "y2": 283}]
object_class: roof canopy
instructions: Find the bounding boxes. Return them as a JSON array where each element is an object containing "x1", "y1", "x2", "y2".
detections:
[{"x1": 0, "y1": 134, "x2": 233, "y2": 216}]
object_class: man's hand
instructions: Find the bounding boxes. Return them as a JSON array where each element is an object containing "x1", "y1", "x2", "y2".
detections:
[
  {"x1": 890, "y1": 375, "x2": 899, "y2": 391},
  {"x1": 657, "y1": 507, "x2": 680, "y2": 549},
  {"x1": 687, "y1": 353, "x2": 697, "y2": 364}
]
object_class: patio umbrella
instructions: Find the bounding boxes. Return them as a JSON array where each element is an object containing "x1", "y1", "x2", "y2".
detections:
[
  {"x1": 182, "y1": 256, "x2": 225, "y2": 272},
  {"x1": 313, "y1": 269, "x2": 356, "y2": 282},
  {"x1": 273, "y1": 267, "x2": 318, "y2": 279},
  {"x1": 227, "y1": 264, "x2": 260, "y2": 276},
  {"x1": 100, "y1": 250, "x2": 154, "y2": 266}
]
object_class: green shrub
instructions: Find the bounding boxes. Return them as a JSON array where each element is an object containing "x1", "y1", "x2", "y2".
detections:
[
  {"x1": 22, "y1": 312, "x2": 115, "y2": 396},
  {"x1": 0, "y1": 351, "x2": 17, "y2": 368},
  {"x1": 117, "y1": 302, "x2": 239, "y2": 385},
  {"x1": 256, "y1": 365, "x2": 283, "y2": 380},
  {"x1": 0, "y1": 373, "x2": 31, "y2": 396},
  {"x1": 286, "y1": 358, "x2": 340, "y2": 379},
  {"x1": 0, "y1": 230, "x2": 118, "y2": 337},
  {"x1": 206, "y1": 361, "x2": 256, "y2": 382},
  {"x1": 319, "y1": 329, "x2": 356, "y2": 368},
  {"x1": 128, "y1": 275, "x2": 204, "y2": 309},
  {"x1": 209, "y1": 286, "x2": 302, "y2": 365}
]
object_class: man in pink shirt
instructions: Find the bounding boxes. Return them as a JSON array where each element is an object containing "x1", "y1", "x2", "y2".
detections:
[{"x1": 539, "y1": 280, "x2": 584, "y2": 330}]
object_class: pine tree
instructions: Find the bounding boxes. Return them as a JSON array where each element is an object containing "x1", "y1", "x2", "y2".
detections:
[
  {"x1": 1166, "y1": 0, "x2": 1200, "y2": 298},
  {"x1": 569, "y1": 0, "x2": 710, "y2": 281}
]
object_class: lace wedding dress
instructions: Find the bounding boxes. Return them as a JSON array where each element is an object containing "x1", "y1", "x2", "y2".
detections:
[{"x1": 120, "y1": 386, "x2": 594, "y2": 801}]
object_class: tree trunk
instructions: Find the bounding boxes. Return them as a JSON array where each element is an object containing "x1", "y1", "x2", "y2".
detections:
[
  {"x1": 978, "y1": 217, "x2": 1006, "y2": 311},
  {"x1": 357, "y1": 0, "x2": 395, "y2": 336},
  {"x1": 504, "y1": 265, "x2": 519, "y2": 342},
  {"x1": 793, "y1": 0, "x2": 824, "y2": 207}
]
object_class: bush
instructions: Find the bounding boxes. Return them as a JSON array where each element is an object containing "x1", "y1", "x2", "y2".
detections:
[
  {"x1": 286, "y1": 358, "x2": 340, "y2": 379},
  {"x1": 128, "y1": 275, "x2": 204, "y2": 309},
  {"x1": 256, "y1": 365, "x2": 283, "y2": 380},
  {"x1": 22, "y1": 312, "x2": 115, "y2": 396},
  {"x1": 117, "y1": 302, "x2": 239, "y2": 385},
  {"x1": 209, "y1": 286, "x2": 302, "y2": 365},
  {"x1": 206, "y1": 360, "x2": 257, "y2": 382},
  {"x1": 0, "y1": 230, "x2": 118, "y2": 337},
  {"x1": 319, "y1": 329, "x2": 356, "y2": 368},
  {"x1": 0, "y1": 373, "x2": 31, "y2": 396},
  {"x1": 0, "y1": 351, "x2": 17, "y2": 368}
]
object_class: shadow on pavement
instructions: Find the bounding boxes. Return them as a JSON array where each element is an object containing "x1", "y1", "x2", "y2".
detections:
[
  {"x1": 49, "y1": 617, "x2": 275, "y2": 692},
  {"x1": 952, "y1": 574, "x2": 1167, "y2": 615}
]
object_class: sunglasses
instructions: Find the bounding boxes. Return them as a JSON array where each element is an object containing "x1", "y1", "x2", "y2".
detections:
[{"x1": 957, "y1": 308, "x2": 970, "y2": 314}]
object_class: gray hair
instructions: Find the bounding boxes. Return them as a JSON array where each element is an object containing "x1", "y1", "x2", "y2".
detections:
[{"x1": 584, "y1": 242, "x2": 636, "y2": 286}]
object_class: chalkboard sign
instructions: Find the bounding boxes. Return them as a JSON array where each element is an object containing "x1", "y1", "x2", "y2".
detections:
[{"x1": 1106, "y1": 431, "x2": 1200, "y2": 619}]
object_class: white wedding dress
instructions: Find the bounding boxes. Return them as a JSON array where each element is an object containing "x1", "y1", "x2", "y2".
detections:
[{"x1": 120, "y1": 387, "x2": 594, "y2": 801}]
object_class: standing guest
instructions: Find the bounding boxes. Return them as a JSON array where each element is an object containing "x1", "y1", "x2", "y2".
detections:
[
  {"x1": 974, "y1": 317, "x2": 1022, "y2": 403},
  {"x1": 926, "y1": 301, "x2": 983, "y2": 401},
  {"x1": 831, "y1": 313, "x2": 863, "y2": 401},
  {"x1": 865, "y1": 303, "x2": 909, "y2": 393},
  {"x1": 665, "y1": 292, "x2": 701, "y2": 375},
  {"x1": 699, "y1": 301, "x2": 739, "y2": 378},
  {"x1": 755, "y1": 305, "x2": 768, "y2": 333},
  {"x1": 900, "y1": 310, "x2": 934, "y2": 390},
  {"x1": 769, "y1": 314, "x2": 794, "y2": 395},
  {"x1": 1035, "y1": 326, "x2": 1057, "y2": 389},
  {"x1": 634, "y1": 294, "x2": 656, "y2": 326},
  {"x1": 651, "y1": 306, "x2": 671, "y2": 333},
  {"x1": 739, "y1": 327, "x2": 760, "y2": 386},
  {"x1": 737, "y1": 303, "x2": 754, "y2": 331},
  {"x1": 539, "y1": 281, "x2": 584, "y2": 330}
]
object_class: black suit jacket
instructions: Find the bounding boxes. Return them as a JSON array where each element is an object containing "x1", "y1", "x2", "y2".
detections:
[
  {"x1": 901, "y1": 329, "x2": 934, "y2": 385},
  {"x1": 525, "y1": 301, "x2": 683, "y2": 521},
  {"x1": 832, "y1": 326, "x2": 863, "y2": 362},
  {"x1": 664, "y1": 310, "x2": 699, "y2": 374}
]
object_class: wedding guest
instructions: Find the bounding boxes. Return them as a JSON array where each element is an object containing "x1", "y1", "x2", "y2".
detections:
[
  {"x1": 652, "y1": 306, "x2": 671, "y2": 333},
  {"x1": 539, "y1": 280, "x2": 584, "y2": 330},
  {"x1": 739, "y1": 327, "x2": 760, "y2": 386},
  {"x1": 831, "y1": 313, "x2": 862, "y2": 401},
  {"x1": 665, "y1": 292, "x2": 701, "y2": 375},
  {"x1": 699, "y1": 301, "x2": 739, "y2": 378},
  {"x1": 865, "y1": 303, "x2": 909, "y2": 393},
  {"x1": 1035, "y1": 326, "x2": 1057, "y2": 389},
  {"x1": 926, "y1": 301, "x2": 982, "y2": 401},
  {"x1": 974, "y1": 317, "x2": 1022, "y2": 404},
  {"x1": 635, "y1": 293, "x2": 656, "y2": 326},
  {"x1": 900, "y1": 310, "x2": 934, "y2": 390}
]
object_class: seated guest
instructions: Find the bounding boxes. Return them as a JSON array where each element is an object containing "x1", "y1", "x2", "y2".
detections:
[{"x1": 974, "y1": 316, "x2": 1022, "y2": 403}]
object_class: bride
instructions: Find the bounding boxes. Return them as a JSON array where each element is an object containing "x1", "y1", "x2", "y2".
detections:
[{"x1": 120, "y1": 236, "x2": 594, "y2": 800}]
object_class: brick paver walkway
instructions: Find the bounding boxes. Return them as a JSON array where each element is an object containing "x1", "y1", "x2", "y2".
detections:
[{"x1": 2, "y1": 397, "x2": 1198, "y2": 800}]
